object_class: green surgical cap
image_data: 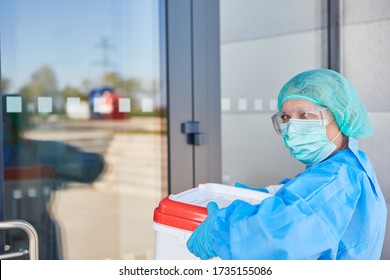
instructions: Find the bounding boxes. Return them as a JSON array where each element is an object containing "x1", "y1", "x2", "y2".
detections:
[{"x1": 277, "y1": 69, "x2": 373, "y2": 138}]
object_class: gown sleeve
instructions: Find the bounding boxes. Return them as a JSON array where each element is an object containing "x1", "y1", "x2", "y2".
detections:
[{"x1": 210, "y1": 162, "x2": 363, "y2": 259}]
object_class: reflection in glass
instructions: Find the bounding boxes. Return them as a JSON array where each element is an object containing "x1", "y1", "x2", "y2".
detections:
[{"x1": 1, "y1": 0, "x2": 167, "y2": 259}]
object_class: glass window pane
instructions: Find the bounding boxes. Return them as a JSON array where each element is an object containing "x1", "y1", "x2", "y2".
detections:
[
  {"x1": 343, "y1": 0, "x2": 390, "y2": 111},
  {"x1": 1, "y1": 0, "x2": 167, "y2": 259},
  {"x1": 220, "y1": 0, "x2": 328, "y2": 187}
]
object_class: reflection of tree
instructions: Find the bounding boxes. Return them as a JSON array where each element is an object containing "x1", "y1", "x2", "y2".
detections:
[
  {"x1": 19, "y1": 65, "x2": 64, "y2": 112},
  {"x1": 31, "y1": 66, "x2": 59, "y2": 98},
  {"x1": 102, "y1": 72, "x2": 140, "y2": 96},
  {"x1": 62, "y1": 86, "x2": 87, "y2": 101},
  {"x1": 1, "y1": 77, "x2": 11, "y2": 93},
  {"x1": 81, "y1": 79, "x2": 91, "y2": 93}
]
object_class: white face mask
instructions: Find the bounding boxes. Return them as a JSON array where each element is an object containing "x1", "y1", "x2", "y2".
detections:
[{"x1": 281, "y1": 119, "x2": 341, "y2": 165}]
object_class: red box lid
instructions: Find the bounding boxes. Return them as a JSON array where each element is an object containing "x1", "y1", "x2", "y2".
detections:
[
  {"x1": 153, "y1": 196, "x2": 208, "y2": 231},
  {"x1": 153, "y1": 183, "x2": 272, "y2": 232}
]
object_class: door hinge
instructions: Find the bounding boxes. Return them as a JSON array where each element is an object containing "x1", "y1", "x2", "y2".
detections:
[{"x1": 181, "y1": 121, "x2": 207, "y2": 145}]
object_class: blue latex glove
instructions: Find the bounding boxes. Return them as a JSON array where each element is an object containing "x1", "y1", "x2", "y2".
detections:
[
  {"x1": 235, "y1": 182, "x2": 269, "y2": 193},
  {"x1": 186, "y1": 201, "x2": 219, "y2": 260}
]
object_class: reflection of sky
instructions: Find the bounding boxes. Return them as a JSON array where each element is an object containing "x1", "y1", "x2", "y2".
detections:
[{"x1": 0, "y1": 0, "x2": 159, "y2": 92}]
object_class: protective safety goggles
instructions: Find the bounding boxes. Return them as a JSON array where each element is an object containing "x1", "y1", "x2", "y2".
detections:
[{"x1": 271, "y1": 107, "x2": 334, "y2": 135}]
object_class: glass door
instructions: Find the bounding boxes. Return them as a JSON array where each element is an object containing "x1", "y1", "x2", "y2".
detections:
[
  {"x1": 219, "y1": 0, "x2": 329, "y2": 187},
  {"x1": 1, "y1": 0, "x2": 167, "y2": 259}
]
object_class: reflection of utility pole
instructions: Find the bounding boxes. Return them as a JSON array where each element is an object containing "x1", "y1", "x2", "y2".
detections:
[{"x1": 94, "y1": 36, "x2": 116, "y2": 73}]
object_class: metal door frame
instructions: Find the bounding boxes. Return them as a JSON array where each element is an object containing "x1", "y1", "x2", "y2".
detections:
[{"x1": 164, "y1": 0, "x2": 221, "y2": 194}]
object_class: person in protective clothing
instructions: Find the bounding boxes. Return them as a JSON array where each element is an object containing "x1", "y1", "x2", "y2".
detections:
[{"x1": 186, "y1": 69, "x2": 387, "y2": 260}]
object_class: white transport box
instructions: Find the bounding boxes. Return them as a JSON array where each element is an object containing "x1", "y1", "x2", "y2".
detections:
[{"x1": 153, "y1": 183, "x2": 272, "y2": 260}]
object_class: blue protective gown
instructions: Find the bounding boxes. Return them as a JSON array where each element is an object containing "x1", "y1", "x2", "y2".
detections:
[{"x1": 210, "y1": 138, "x2": 387, "y2": 259}]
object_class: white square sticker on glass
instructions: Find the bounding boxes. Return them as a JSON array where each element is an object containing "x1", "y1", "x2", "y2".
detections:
[
  {"x1": 66, "y1": 97, "x2": 81, "y2": 113},
  {"x1": 269, "y1": 98, "x2": 278, "y2": 111},
  {"x1": 142, "y1": 98, "x2": 153, "y2": 112},
  {"x1": 254, "y1": 99, "x2": 263, "y2": 111},
  {"x1": 38, "y1": 97, "x2": 53, "y2": 113},
  {"x1": 6, "y1": 96, "x2": 22, "y2": 113},
  {"x1": 221, "y1": 98, "x2": 231, "y2": 111},
  {"x1": 238, "y1": 98, "x2": 247, "y2": 111},
  {"x1": 93, "y1": 97, "x2": 112, "y2": 113},
  {"x1": 93, "y1": 97, "x2": 103, "y2": 113},
  {"x1": 119, "y1": 98, "x2": 131, "y2": 112}
]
